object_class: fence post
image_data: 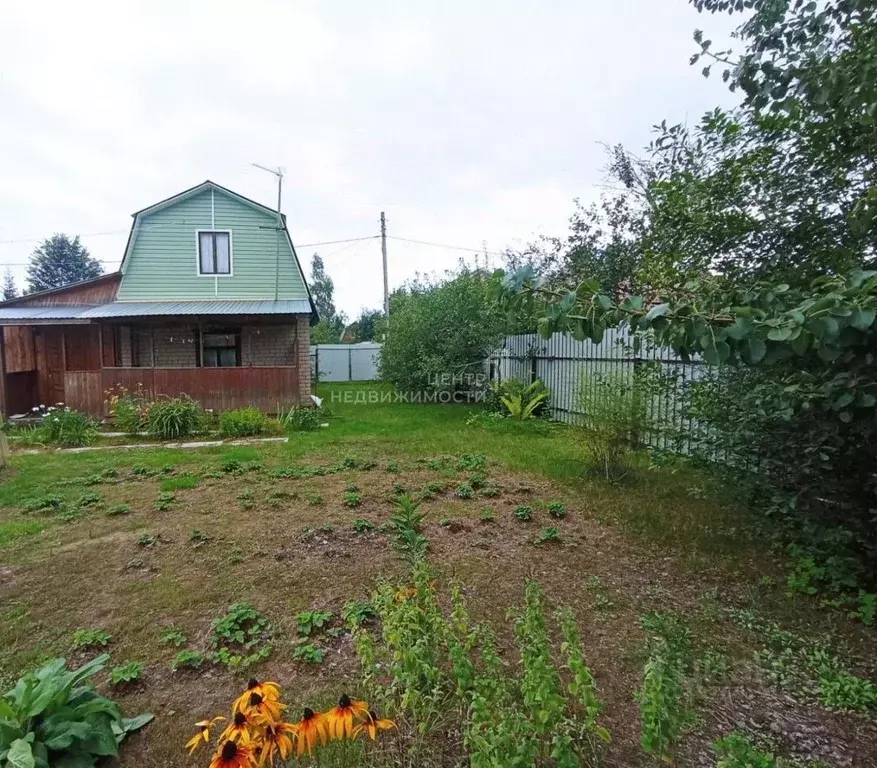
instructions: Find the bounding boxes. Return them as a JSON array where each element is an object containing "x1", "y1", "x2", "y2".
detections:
[{"x1": 348, "y1": 348, "x2": 353, "y2": 382}]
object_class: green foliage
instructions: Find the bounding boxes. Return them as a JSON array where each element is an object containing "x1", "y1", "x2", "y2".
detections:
[
  {"x1": 153, "y1": 491, "x2": 175, "y2": 511},
  {"x1": 209, "y1": 603, "x2": 272, "y2": 669},
  {"x1": 388, "y1": 494, "x2": 428, "y2": 564},
  {"x1": 109, "y1": 662, "x2": 144, "y2": 686},
  {"x1": 344, "y1": 491, "x2": 362, "y2": 508},
  {"x1": 306, "y1": 493, "x2": 323, "y2": 506},
  {"x1": 21, "y1": 495, "x2": 62, "y2": 515},
  {"x1": 279, "y1": 405, "x2": 322, "y2": 433},
  {"x1": 295, "y1": 610, "x2": 334, "y2": 637},
  {"x1": 105, "y1": 504, "x2": 130, "y2": 517},
  {"x1": 480, "y1": 485, "x2": 500, "y2": 498},
  {"x1": 352, "y1": 518, "x2": 373, "y2": 533},
  {"x1": 172, "y1": 650, "x2": 205, "y2": 671},
  {"x1": 160, "y1": 629, "x2": 186, "y2": 647},
  {"x1": 219, "y1": 407, "x2": 267, "y2": 437},
  {"x1": 380, "y1": 269, "x2": 509, "y2": 393},
  {"x1": 106, "y1": 384, "x2": 150, "y2": 434},
  {"x1": 514, "y1": 506, "x2": 533, "y2": 521},
  {"x1": 385, "y1": 460, "x2": 399, "y2": 473},
  {"x1": 0, "y1": 655, "x2": 153, "y2": 767},
  {"x1": 160, "y1": 474, "x2": 198, "y2": 492},
  {"x1": 136, "y1": 534, "x2": 158, "y2": 547},
  {"x1": 188, "y1": 529, "x2": 210, "y2": 548},
  {"x1": 41, "y1": 407, "x2": 98, "y2": 448},
  {"x1": 713, "y1": 732, "x2": 777, "y2": 768},
  {"x1": 26, "y1": 233, "x2": 102, "y2": 292},
  {"x1": 534, "y1": 526, "x2": 561, "y2": 545},
  {"x1": 341, "y1": 600, "x2": 376, "y2": 627},
  {"x1": 292, "y1": 642, "x2": 326, "y2": 664},
  {"x1": 479, "y1": 507, "x2": 495, "y2": 523},
  {"x1": 493, "y1": 378, "x2": 551, "y2": 421},
  {"x1": 455, "y1": 483, "x2": 473, "y2": 499},
  {"x1": 310, "y1": 253, "x2": 347, "y2": 343},
  {"x1": 547, "y1": 502, "x2": 566, "y2": 518},
  {"x1": 72, "y1": 629, "x2": 111, "y2": 650},
  {"x1": 456, "y1": 453, "x2": 486, "y2": 471},
  {"x1": 146, "y1": 396, "x2": 201, "y2": 440}
]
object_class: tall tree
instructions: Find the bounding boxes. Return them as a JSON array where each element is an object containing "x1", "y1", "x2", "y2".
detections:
[
  {"x1": 2, "y1": 268, "x2": 18, "y2": 300},
  {"x1": 346, "y1": 308, "x2": 384, "y2": 342},
  {"x1": 26, "y1": 234, "x2": 102, "y2": 293},
  {"x1": 309, "y1": 253, "x2": 346, "y2": 342}
]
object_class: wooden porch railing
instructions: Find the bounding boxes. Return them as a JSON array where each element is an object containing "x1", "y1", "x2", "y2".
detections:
[{"x1": 64, "y1": 367, "x2": 300, "y2": 416}]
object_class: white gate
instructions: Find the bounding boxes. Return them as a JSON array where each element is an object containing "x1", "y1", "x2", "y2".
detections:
[{"x1": 310, "y1": 343, "x2": 382, "y2": 382}]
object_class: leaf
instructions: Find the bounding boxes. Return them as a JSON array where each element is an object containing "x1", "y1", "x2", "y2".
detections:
[
  {"x1": 7, "y1": 738, "x2": 35, "y2": 768},
  {"x1": 702, "y1": 340, "x2": 730, "y2": 365},
  {"x1": 767, "y1": 326, "x2": 792, "y2": 341},
  {"x1": 849, "y1": 308, "x2": 876, "y2": 331},
  {"x1": 643, "y1": 303, "x2": 670, "y2": 322},
  {"x1": 726, "y1": 317, "x2": 754, "y2": 340},
  {"x1": 743, "y1": 337, "x2": 767, "y2": 364}
]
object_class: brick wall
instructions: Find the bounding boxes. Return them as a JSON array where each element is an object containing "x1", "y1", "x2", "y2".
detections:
[
  {"x1": 297, "y1": 315, "x2": 311, "y2": 403},
  {"x1": 153, "y1": 326, "x2": 197, "y2": 367},
  {"x1": 243, "y1": 325, "x2": 296, "y2": 366}
]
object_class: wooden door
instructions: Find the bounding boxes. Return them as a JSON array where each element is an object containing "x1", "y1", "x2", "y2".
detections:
[{"x1": 35, "y1": 328, "x2": 65, "y2": 406}]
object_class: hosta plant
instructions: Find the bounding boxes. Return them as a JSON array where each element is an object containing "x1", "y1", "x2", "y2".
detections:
[{"x1": 0, "y1": 654, "x2": 152, "y2": 767}]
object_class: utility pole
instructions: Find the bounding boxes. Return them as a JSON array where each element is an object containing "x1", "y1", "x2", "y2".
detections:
[
  {"x1": 252, "y1": 163, "x2": 284, "y2": 301},
  {"x1": 380, "y1": 211, "x2": 389, "y2": 322}
]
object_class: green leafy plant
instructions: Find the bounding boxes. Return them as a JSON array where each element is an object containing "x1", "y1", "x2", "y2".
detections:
[
  {"x1": 514, "y1": 506, "x2": 533, "y2": 521},
  {"x1": 0, "y1": 655, "x2": 153, "y2": 767},
  {"x1": 209, "y1": 602, "x2": 272, "y2": 669},
  {"x1": 109, "y1": 661, "x2": 144, "y2": 686},
  {"x1": 534, "y1": 526, "x2": 561, "y2": 545},
  {"x1": 345, "y1": 482, "x2": 359, "y2": 492},
  {"x1": 160, "y1": 474, "x2": 199, "y2": 492},
  {"x1": 352, "y1": 518, "x2": 374, "y2": 534},
  {"x1": 455, "y1": 483, "x2": 474, "y2": 499},
  {"x1": 385, "y1": 460, "x2": 399, "y2": 473},
  {"x1": 146, "y1": 396, "x2": 201, "y2": 440},
  {"x1": 106, "y1": 383, "x2": 150, "y2": 434},
  {"x1": 136, "y1": 534, "x2": 159, "y2": 547},
  {"x1": 22, "y1": 495, "x2": 63, "y2": 515},
  {"x1": 344, "y1": 491, "x2": 362, "y2": 508},
  {"x1": 493, "y1": 379, "x2": 550, "y2": 421},
  {"x1": 713, "y1": 732, "x2": 777, "y2": 768},
  {"x1": 160, "y1": 628, "x2": 187, "y2": 647},
  {"x1": 292, "y1": 642, "x2": 326, "y2": 664},
  {"x1": 456, "y1": 453, "x2": 486, "y2": 471},
  {"x1": 295, "y1": 610, "x2": 334, "y2": 637},
  {"x1": 154, "y1": 491, "x2": 175, "y2": 511},
  {"x1": 105, "y1": 503, "x2": 131, "y2": 517},
  {"x1": 41, "y1": 407, "x2": 99, "y2": 447},
  {"x1": 307, "y1": 493, "x2": 323, "y2": 506},
  {"x1": 189, "y1": 529, "x2": 210, "y2": 548},
  {"x1": 279, "y1": 405, "x2": 322, "y2": 432},
  {"x1": 468, "y1": 471, "x2": 488, "y2": 489},
  {"x1": 479, "y1": 507, "x2": 495, "y2": 523},
  {"x1": 481, "y1": 485, "x2": 500, "y2": 498},
  {"x1": 219, "y1": 406, "x2": 267, "y2": 438},
  {"x1": 72, "y1": 628, "x2": 112, "y2": 650},
  {"x1": 76, "y1": 491, "x2": 103, "y2": 508},
  {"x1": 172, "y1": 650, "x2": 206, "y2": 671},
  {"x1": 388, "y1": 494, "x2": 429, "y2": 564},
  {"x1": 547, "y1": 502, "x2": 566, "y2": 519},
  {"x1": 342, "y1": 600, "x2": 376, "y2": 627}
]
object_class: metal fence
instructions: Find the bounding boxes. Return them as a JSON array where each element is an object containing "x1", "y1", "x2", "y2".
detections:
[
  {"x1": 490, "y1": 331, "x2": 709, "y2": 452},
  {"x1": 311, "y1": 343, "x2": 382, "y2": 383}
]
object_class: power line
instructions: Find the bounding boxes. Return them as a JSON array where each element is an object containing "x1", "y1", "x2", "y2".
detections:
[{"x1": 387, "y1": 235, "x2": 504, "y2": 257}]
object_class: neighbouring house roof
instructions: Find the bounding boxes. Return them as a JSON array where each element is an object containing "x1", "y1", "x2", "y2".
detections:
[
  {"x1": 0, "y1": 299, "x2": 312, "y2": 324},
  {"x1": 0, "y1": 273, "x2": 121, "y2": 308}
]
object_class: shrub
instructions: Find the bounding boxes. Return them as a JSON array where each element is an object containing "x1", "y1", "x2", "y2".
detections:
[
  {"x1": 279, "y1": 405, "x2": 321, "y2": 432},
  {"x1": 0, "y1": 655, "x2": 152, "y2": 766},
  {"x1": 489, "y1": 378, "x2": 550, "y2": 420},
  {"x1": 209, "y1": 603, "x2": 272, "y2": 668},
  {"x1": 220, "y1": 406, "x2": 267, "y2": 438},
  {"x1": 514, "y1": 506, "x2": 533, "y2": 521},
  {"x1": 106, "y1": 383, "x2": 150, "y2": 434},
  {"x1": 42, "y1": 407, "x2": 98, "y2": 447},
  {"x1": 146, "y1": 396, "x2": 201, "y2": 439},
  {"x1": 296, "y1": 610, "x2": 334, "y2": 636},
  {"x1": 547, "y1": 502, "x2": 566, "y2": 519}
]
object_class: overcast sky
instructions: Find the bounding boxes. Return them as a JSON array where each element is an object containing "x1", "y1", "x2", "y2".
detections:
[{"x1": 0, "y1": 1, "x2": 738, "y2": 317}]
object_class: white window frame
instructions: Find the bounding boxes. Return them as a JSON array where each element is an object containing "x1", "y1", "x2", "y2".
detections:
[{"x1": 195, "y1": 229, "x2": 234, "y2": 277}]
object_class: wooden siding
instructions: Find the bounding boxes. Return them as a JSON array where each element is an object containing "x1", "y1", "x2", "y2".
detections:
[
  {"x1": 3, "y1": 327, "x2": 35, "y2": 372},
  {"x1": 117, "y1": 187, "x2": 309, "y2": 302},
  {"x1": 7, "y1": 274, "x2": 120, "y2": 307},
  {"x1": 5, "y1": 372, "x2": 37, "y2": 414},
  {"x1": 64, "y1": 372, "x2": 103, "y2": 415},
  {"x1": 92, "y1": 367, "x2": 300, "y2": 415},
  {"x1": 64, "y1": 326, "x2": 101, "y2": 371}
]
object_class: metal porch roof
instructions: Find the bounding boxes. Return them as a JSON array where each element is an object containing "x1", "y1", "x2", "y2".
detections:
[{"x1": 82, "y1": 300, "x2": 312, "y2": 317}]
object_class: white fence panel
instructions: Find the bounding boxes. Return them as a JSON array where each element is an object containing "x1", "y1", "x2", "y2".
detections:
[{"x1": 310, "y1": 343, "x2": 382, "y2": 382}]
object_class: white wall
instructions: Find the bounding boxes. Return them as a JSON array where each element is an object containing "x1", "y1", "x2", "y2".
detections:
[{"x1": 310, "y1": 343, "x2": 382, "y2": 382}]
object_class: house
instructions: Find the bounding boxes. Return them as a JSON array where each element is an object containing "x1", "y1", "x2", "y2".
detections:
[{"x1": 0, "y1": 180, "x2": 317, "y2": 417}]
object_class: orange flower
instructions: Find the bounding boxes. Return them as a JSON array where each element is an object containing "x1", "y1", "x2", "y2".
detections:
[
  {"x1": 233, "y1": 678, "x2": 281, "y2": 715},
  {"x1": 325, "y1": 694, "x2": 369, "y2": 741},
  {"x1": 185, "y1": 716, "x2": 226, "y2": 754},
  {"x1": 290, "y1": 707, "x2": 328, "y2": 756},
  {"x1": 209, "y1": 739, "x2": 255, "y2": 768},
  {"x1": 219, "y1": 711, "x2": 256, "y2": 744},
  {"x1": 355, "y1": 710, "x2": 396, "y2": 741},
  {"x1": 259, "y1": 721, "x2": 296, "y2": 765},
  {"x1": 242, "y1": 691, "x2": 285, "y2": 726}
]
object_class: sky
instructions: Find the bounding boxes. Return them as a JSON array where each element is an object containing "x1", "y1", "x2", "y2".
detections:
[{"x1": 0, "y1": 1, "x2": 739, "y2": 318}]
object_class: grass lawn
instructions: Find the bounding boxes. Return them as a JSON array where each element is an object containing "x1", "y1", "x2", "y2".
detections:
[{"x1": 1, "y1": 382, "x2": 875, "y2": 767}]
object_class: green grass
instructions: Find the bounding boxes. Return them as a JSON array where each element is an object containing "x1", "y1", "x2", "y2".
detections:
[
  {"x1": 0, "y1": 520, "x2": 44, "y2": 547},
  {"x1": 160, "y1": 474, "x2": 200, "y2": 492}
]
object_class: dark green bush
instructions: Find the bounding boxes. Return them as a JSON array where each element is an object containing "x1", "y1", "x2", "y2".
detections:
[
  {"x1": 220, "y1": 407, "x2": 268, "y2": 438},
  {"x1": 42, "y1": 407, "x2": 98, "y2": 447},
  {"x1": 280, "y1": 405, "x2": 322, "y2": 432},
  {"x1": 146, "y1": 396, "x2": 201, "y2": 440}
]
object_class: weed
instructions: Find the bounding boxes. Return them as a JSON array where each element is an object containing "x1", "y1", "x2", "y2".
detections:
[
  {"x1": 713, "y1": 732, "x2": 777, "y2": 767},
  {"x1": 547, "y1": 502, "x2": 567, "y2": 519},
  {"x1": 209, "y1": 603, "x2": 272, "y2": 669},
  {"x1": 353, "y1": 518, "x2": 374, "y2": 534},
  {"x1": 386, "y1": 460, "x2": 399, "y2": 473},
  {"x1": 344, "y1": 491, "x2": 362, "y2": 507},
  {"x1": 136, "y1": 534, "x2": 159, "y2": 547},
  {"x1": 318, "y1": 523, "x2": 334, "y2": 534},
  {"x1": 388, "y1": 494, "x2": 429, "y2": 564},
  {"x1": 479, "y1": 507, "x2": 495, "y2": 523},
  {"x1": 481, "y1": 485, "x2": 501, "y2": 498},
  {"x1": 189, "y1": 529, "x2": 210, "y2": 548},
  {"x1": 425, "y1": 481, "x2": 444, "y2": 494},
  {"x1": 76, "y1": 491, "x2": 103, "y2": 507},
  {"x1": 220, "y1": 459, "x2": 245, "y2": 475},
  {"x1": 439, "y1": 518, "x2": 452, "y2": 527},
  {"x1": 172, "y1": 650, "x2": 206, "y2": 671},
  {"x1": 0, "y1": 520, "x2": 44, "y2": 546},
  {"x1": 220, "y1": 406, "x2": 268, "y2": 438},
  {"x1": 147, "y1": 396, "x2": 201, "y2": 439},
  {"x1": 154, "y1": 491, "x2": 175, "y2": 511},
  {"x1": 110, "y1": 661, "x2": 144, "y2": 685},
  {"x1": 160, "y1": 474, "x2": 199, "y2": 492},
  {"x1": 469, "y1": 471, "x2": 488, "y2": 489},
  {"x1": 392, "y1": 482, "x2": 406, "y2": 495},
  {"x1": 106, "y1": 503, "x2": 131, "y2": 517},
  {"x1": 456, "y1": 483, "x2": 474, "y2": 499},
  {"x1": 514, "y1": 506, "x2": 534, "y2": 521},
  {"x1": 296, "y1": 610, "x2": 334, "y2": 636},
  {"x1": 266, "y1": 489, "x2": 294, "y2": 507},
  {"x1": 698, "y1": 649, "x2": 732, "y2": 682},
  {"x1": 342, "y1": 456, "x2": 361, "y2": 469},
  {"x1": 279, "y1": 405, "x2": 321, "y2": 432},
  {"x1": 342, "y1": 600, "x2": 376, "y2": 627},
  {"x1": 307, "y1": 493, "x2": 323, "y2": 505},
  {"x1": 72, "y1": 628, "x2": 112, "y2": 649},
  {"x1": 345, "y1": 482, "x2": 359, "y2": 493},
  {"x1": 292, "y1": 642, "x2": 326, "y2": 664},
  {"x1": 131, "y1": 464, "x2": 157, "y2": 477},
  {"x1": 160, "y1": 628, "x2": 187, "y2": 647},
  {"x1": 456, "y1": 453, "x2": 486, "y2": 471},
  {"x1": 22, "y1": 494, "x2": 63, "y2": 515},
  {"x1": 534, "y1": 526, "x2": 562, "y2": 545}
]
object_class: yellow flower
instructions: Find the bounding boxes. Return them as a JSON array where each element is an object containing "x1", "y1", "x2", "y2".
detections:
[
  {"x1": 233, "y1": 678, "x2": 281, "y2": 715},
  {"x1": 209, "y1": 739, "x2": 255, "y2": 768},
  {"x1": 325, "y1": 694, "x2": 369, "y2": 741},
  {"x1": 241, "y1": 691, "x2": 286, "y2": 726},
  {"x1": 259, "y1": 722, "x2": 296, "y2": 765},
  {"x1": 355, "y1": 710, "x2": 396, "y2": 741},
  {"x1": 185, "y1": 716, "x2": 226, "y2": 754},
  {"x1": 290, "y1": 708, "x2": 328, "y2": 757},
  {"x1": 220, "y1": 711, "x2": 257, "y2": 744}
]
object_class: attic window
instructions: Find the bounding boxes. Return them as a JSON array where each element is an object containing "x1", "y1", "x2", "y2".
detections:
[{"x1": 198, "y1": 231, "x2": 232, "y2": 275}]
